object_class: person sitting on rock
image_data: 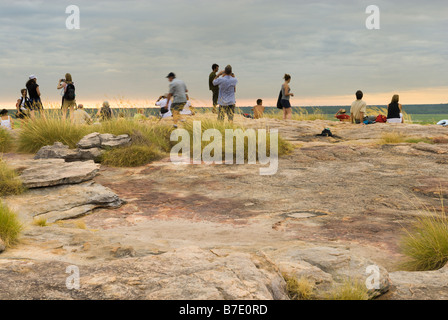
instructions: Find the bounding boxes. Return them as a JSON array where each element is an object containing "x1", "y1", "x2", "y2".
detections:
[
  {"x1": 0, "y1": 109, "x2": 14, "y2": 130},
  {"x1": 350, "y1": 90, "x2": 367, "y2": 124},
  {"x1": 73, "y1": 104, "x2": 92, "y2": 125},
  {"x1": 335, "y1": 108, "x2": 350, "y2": 122},
  {"x1": 252, "y1": 99, "x2": 265, "y2": 119}
]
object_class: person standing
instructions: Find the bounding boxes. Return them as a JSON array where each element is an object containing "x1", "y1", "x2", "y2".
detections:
[
  {"x1": 165, "y1": 72, "x2": 188, "y2": 127},
  {"x1": 209, "y1": 64, "x2": 219, "y2": 114},
  {"x1": 387, "y1": 94, "x2": 404, "y2": 123},
  {"x1": 57, "y1": 73, "x2": 77, "y2": 122},
  {"x1": 281, "y1": 74, "x2": 294, "y2": 120},
  {"x1": 26, "y1": 75, "x2": 43, "y2": 118},
  {"x1": 350, "y1": 90, "x2": 367, "y2": 124},
  {"x1": 213, "y1": 65, "x2": 238, "y2": 122}
]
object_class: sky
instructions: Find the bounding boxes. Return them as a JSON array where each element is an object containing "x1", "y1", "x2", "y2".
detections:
[{"x1": 0, "y1": 0, "x2": 447, "y2": 108}]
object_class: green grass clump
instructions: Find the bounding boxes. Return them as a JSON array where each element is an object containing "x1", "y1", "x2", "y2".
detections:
[
  {"x1": 0, "y1": 201, "x2": 23, "y2": 247},
  {"x1": 18, "y1": 115, "x2": 91, "y2": 153},
  {"x1": 101, "y1": 144, "x2": 164, "y2": 167},
  {"x1": 400, "y1": 210, "x2": 448, "y2": 271},
  {"x1": 327, "y1": 279, "x2": 371, "y2": 300},
  {"x1": 380, "y1": 132, "x2": 408, "y2": 144},
  {"x1": 0, "y1": 159, "x2": 24, "y2": 196},
  {"x1": 182, "y1": 119, "x2": 293, "y2": 161},
  {"x1": 0, "y1": 128, "x2": 14, "y2": 153},
  {"x1": 283, "y1": 274, "x2": 315, "y2": 300}
]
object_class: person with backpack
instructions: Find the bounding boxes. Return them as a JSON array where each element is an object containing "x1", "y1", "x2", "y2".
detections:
[
  {"x1": 57, "y1": 73, "x2": 77, "y2": 122},
  {"x1": 16, "y1": 89, "x2": 31, "y2": 120}
]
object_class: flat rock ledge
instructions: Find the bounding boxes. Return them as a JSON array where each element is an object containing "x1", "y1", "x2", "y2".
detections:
[
  {"x1": 20, "y1": 159, "x2": 100, "y2": 189},
  {"x1": 0, "y1": 247, "x2": 288, "y2": 300},
  {"x1": 5, "y1": 181, "x2": 123, "y2": 223}
]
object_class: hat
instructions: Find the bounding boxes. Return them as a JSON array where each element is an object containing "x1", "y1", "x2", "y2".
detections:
[
  {"x1": 340, "y1": 109, "x2": 346, "y2": 113},
  {"x1": 166, "y1": 72, "x2": 176, "y2": 79},
  {"x1": 29, "y1": 75, "x2": 36, "y2": 80}
]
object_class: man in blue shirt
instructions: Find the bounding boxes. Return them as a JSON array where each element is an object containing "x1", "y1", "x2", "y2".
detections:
[{"x1": 212, "y1": 65, "x2": 238, "y2": 122}]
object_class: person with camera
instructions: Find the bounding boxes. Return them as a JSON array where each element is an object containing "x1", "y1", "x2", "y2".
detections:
[{"x1": 57, "y1": 73, "x2": 77, "y2": 122}]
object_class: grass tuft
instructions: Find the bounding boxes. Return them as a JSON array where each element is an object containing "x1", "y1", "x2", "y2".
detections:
[
  {"x1": 400, "y1": 208, "x2": 448, "y2": 271},
  {"x1": 283, "y1": 273, "x2": 315, "y2": 300},
  {"x1": 326, "y1": 279, "x2": 371, "y2": 300},
  {"x1": 0, "y1": 128, "x2": 14, "y2": 153},
  {"x1": 0, "y1": 201, "x2": 23, "y2": 247},
  {"x1": 33, "y1": 217, "x2": 47, "y2": 227},
  {"x1": 101, "y1": 144, "x2": 164, "y2": 167},
  {"x1": 0, "y1": 159, "x2": 24, "y2": 196}
]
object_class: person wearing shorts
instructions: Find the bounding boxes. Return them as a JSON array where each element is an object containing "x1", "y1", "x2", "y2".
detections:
[
  {"x1": 213, "y1": 65, "x2": 238, "y2": 122},
  {"x1": 165, "y1": 72, "x2": 188, "y2": 127},
  {"x1": 281, "y1": 74, "x2": 294, "y2": 120}
]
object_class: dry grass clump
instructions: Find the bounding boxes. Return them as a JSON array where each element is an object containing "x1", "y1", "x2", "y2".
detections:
[
  {"x1": 0, "y1": 201, "x2": 23, "y2": 247},
  {"x1": 0, "y1": 159, "x2": 24, "y2": 196},
  {"x1": 101, "y1": 144, "x2": 164, "y2": 167},
  {"x1": 326, "y1": 279, "x2": 371, "y2": 300},
  {"x1": 33, "y1": 217, "x2": 47, "y2": 227},
  {"x1": 380, "y1": 132, "x2": 408, "y2": 144},
  {"x1": 0, "y1": 128, "x2": 14, "y2": 153},
  {"x1": 264, "y1": 108, "x2": 328, "y2": 121},
  {"x1": 182, "y1": 119, "x2": 294, "y2": 161},
  {"x1": 400, "y1": 205, "x2": 448, "y2": 271},
  {"x1": 283, "y1": 274, "x2": 315, "y2": 300}
]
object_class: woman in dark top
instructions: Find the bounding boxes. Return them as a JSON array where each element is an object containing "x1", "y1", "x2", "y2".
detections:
[
  {"x1": 26, "y1": 75, "x2": 43, "y2": 117},
  {"x1": 281, "y1": 74, "x2": 294, "y2": 120},
  {"x1": 387, "y1": 94, "x2": 403, "y2": 123}
]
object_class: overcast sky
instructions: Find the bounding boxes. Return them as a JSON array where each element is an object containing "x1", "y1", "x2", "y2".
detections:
[{"x1": 0, "y1": 0, "x2": 447, "y2": 107}]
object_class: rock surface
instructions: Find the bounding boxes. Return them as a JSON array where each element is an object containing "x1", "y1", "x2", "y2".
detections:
[
  {"x1": 20, "y1": 159, "x2": 100, "y2": 188},
  {"x1": 5, "y1": 181, "x2": 122, "y2": 223},
  {"x1": 34, "y1": 142, "x2": 79, "y2": 160},
  {"x1": 388, "y1": 264, "x2": 448, "y2": 300},
  {"x1": 0, "y1": 247, "x2": 288, "y2": 300},
  {"x1": 77, "y1": 132, "x2": 131, "y2": 150}
]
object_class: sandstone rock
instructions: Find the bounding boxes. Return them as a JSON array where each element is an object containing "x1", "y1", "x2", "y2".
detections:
[
  {"x1": 268, "y1": 245, "x2": 390, "y2": 297},
  {"x1": 34, "y1": 142, "x2": 79, "y2": 160},
  {"x1": 20, "y1": 160, "x2": 100, "y2": 188},
  {"x1": 5, "y1": 181, "x2": 122, "y2": 224},
  {"x1": 76, "y1": 148, "x2": 104, "y2": 162},
  {"x1": 388, "y1": 264, "x2": 448, "y2": 300},
  {"x1": 413, "y1": 142, "x2": 448, "y2": 154},
  {"x1": 77, "y1": 132, "x2": 101, "y2": 149},
  {"x1": 0, "y1": 247, "x2": 289, "y2": 300},
  {"x1": 100, "y1": 134, "x2": 131, "y2": 149}
]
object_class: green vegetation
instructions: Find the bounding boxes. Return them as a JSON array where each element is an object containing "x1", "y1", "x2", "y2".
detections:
[
  {"x1": 33, "y1": 217, "x2": 47, "y2": 227},
  {"x1": 0, "y1": 128, "x2": 14, "y2": 153},
  {"x1": 401, "y1": 208, "x2": 448, "y2": 271},
  {"x1": 327, "y1": 279, "x2": 371, "y2": 300},
  {"x1": 264, "y1": 108, "x2": 328, "y2": 121},
  {"x1": 0, "y1": 201, "x2": 23, "y2": 247},
  {"x1": 18, "y1": 116, "x2": 91, "y2": 153},
  {"x1": 101, "y1": 144, "x2": 164, "y2": 167},
  {"x1": 0, "y1": 159, "x2": 24, "y2": 196},
  {"x1": 182, "y1": 119, "x2": 294, "y2": 161},
  {"x1": 283, "y1": 274, "x2": 315, "y2": 300}
]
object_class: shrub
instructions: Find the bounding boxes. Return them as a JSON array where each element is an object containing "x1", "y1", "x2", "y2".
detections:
[
  {"x1": 400, "y1": 210, "x2": 448, "y2": 271},
  {"x1": 0, "y1": 128, "x2": 14, "y2": 153},
  {"x1": 18, "y1": 115, "x2": 91, "y2": 153},
  {"x1": 380, "y1": 132, "x2": 407, "y2": 144},
  {"x1": 101, "y1": 144, "x2": 164, "y2": 167},
  {"x1": 0, "y1": 159, "x2": 24, "y2": 196},
  {"x1": 327, "y1": 279, "x2": 371, "y2": 300},
  {"x1": 0, "y1": 201, "x2": 23, "y2": 247},
  {"x1": 283, "y1": 274, "x2": 315, "y2": 300},
  {"x1": 182, "y1": 119, "x2": 293, "y2": 161}
]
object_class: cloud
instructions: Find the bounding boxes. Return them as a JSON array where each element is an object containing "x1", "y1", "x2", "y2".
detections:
[{"x1": 0, "y1": 0, "x2": 447, "y2": 106}]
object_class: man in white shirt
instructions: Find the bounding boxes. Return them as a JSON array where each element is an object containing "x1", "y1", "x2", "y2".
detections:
[
  {"x1": 155, "y1": 95, "x2": 173, "y2": 119},
  {"x1": 350, "y1": 90, "x2": 367, "y2": 124},
  {"x1": 212, "y1": 65, "x2": 238, "y2": 122}
]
